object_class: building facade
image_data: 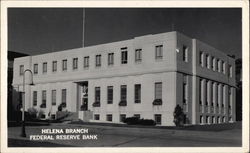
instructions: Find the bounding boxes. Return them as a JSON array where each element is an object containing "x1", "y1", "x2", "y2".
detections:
[{"x1": 12, "y1": 31, "x2": 236, "y2": 126}]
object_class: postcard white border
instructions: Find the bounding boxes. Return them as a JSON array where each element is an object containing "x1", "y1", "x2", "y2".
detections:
[{"x1": 1, "y1": 0, "x2": 249, "y2": 153}]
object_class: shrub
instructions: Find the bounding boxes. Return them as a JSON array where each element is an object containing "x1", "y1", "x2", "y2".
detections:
[
  {"x1": 58, "y1": 103, "x2": 66, "y2": 111},
  {"x1": 123, "y1": 117, "x2": 139, "y2": 125},
  {"x1": 119, "y1": 100, "x2": 127, "y2": 106},
  {"x1": 92, "y1": 102, "x2": 100, "y2": 107},
  {"x1": 152, "y1": 99, "x2": 162, "y2": 105},
  {"x1": 27, "y1": 107, "x2": 38, "y2": 120},
  {"x1": 40, "y1": 103, "x2": 46, "y2": 108},
  {"x1": 139, "y1": 119, "x2": 156, "y2": 125},
  {"x1": 124, "y1": 117, "x2": 156, "y2": 126},
  {"x1": 173, "y1": 104, "x2": 184, "y2": 127}
]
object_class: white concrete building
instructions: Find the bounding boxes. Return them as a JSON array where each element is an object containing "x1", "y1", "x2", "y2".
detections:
[{"x1": 12, "y1": 31, "x2": 236, "y2": 126}]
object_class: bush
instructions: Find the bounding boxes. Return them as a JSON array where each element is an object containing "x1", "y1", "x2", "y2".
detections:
[
  {"x1": 124, "y1": 117, "x2": 139, "y2": 125},
  {"x1": 139, "y1": 119, "x2": 156, "y2": 125},
  {"x1": 152, "y1": 99, "x2": 162, "y2": 105},
  {"x1": 173, "y1": 104, "x2": 184, "y2": 127},
  {"x1": 124, "y1": 117, "x2": 156, "y2": 126},
  {"x1": 58, "y1": 103, "x2": 66, "y2": 111},
  {"x1": 27, "y1": 107, "x2": 38, "y2": 120}
]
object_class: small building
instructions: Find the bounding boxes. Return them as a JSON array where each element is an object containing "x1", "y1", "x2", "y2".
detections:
[{"x1": 12, "y1": 31, "x2": 236, "y2": 126}]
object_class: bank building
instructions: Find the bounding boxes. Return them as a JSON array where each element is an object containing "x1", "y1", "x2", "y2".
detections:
[{"x1": 12, "y1": 31, "x2": 236, "y2": 126}]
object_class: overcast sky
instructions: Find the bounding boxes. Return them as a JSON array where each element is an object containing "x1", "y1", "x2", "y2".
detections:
[{"x1": 8, "y1": 8, "x2": 242, "y2": 58}]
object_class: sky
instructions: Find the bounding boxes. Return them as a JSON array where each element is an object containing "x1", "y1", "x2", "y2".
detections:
[{"x1": 8, "y1": 8, "x2": 242, "y2": 58}]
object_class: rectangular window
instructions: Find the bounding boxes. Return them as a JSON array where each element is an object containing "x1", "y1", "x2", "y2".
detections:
[
  {"x1": 216, "y1": 59, "x2": 220, "y2": 72},
  {"x1": 212, "y1": 57, "x2": 215, "y2": 70},
  {"x1": 183, "y1": 75, "x2": 188, "y2": 104},
  {"x1": 43, "y1": 62, "x2": 47, "y2": 73},
  {"x1": 134, "y1": 84, "x2": 141, "y2": 103},
  {"x1": 120, "y1": 85, "x2": 127, "y2": 101},
  {"x1": 199, "y1": 51, "x2": 203, "y2": 66},
  {"x1": 51, "y1": 90, "x2": 56, "y2": 105},
  {"x1": 84, "y1": 56, "x2": 89, "y2": 68},
  {"x1": 42, "y1": 90, "x2": 46, "y2": 106},
  {"x1": 107, "y1": 86, "x2": 113, "y2": 104},
  {"x1": 106, "y1": 114, "x2": 112, "y2": 121},
  {"x1": 52, "y1": 61, "x2": 57, "y2": 72},
  {"x1": 96, "y1": 55, "x2": 101, "y2": 67},
  {"x1": 121, "y1": 48, "x2": 128, "y2": 64},
  {"x1": 73, "y1": 58, "x2": 78, "y2": 70},
  {"x1": 135, "y1": 49, "x2": 142, "y2": 62},
  {"x1": 120, "y1": 114, "x2": 126, "y2": 122},
  {"x1": 155, "y1": 45, "x2": 163, "y2": 59},
  {"x1": 33, "y1": 91, "x2": 37, "y2": 106},
  {"x1": 62, "y1": 89, "x2": 66, "y2": 105},
  {"x1": 62, "y1": 59, "x2": 67, "y2": 71},
  {"x1": 154, "y1": 114, "x2": 162, "y2": 125},
  {"x1": 222, "y1": 61, "x2": 225, "y2": 74},
  {"x1": 108, "y1": 53, "x2": 114, "y2": 65},
  {"x1": 199, "y1": 79, "x2": 202, "y2": 105},
  {"x1": 95, "y1": 87, "x2": 101, "y2": 103},
  {"x1": 183, "y1": 45, "x2": 188, "y2": 62},
  {"x1": 229, "y1": 65, "x2": 233, "y2": 77},
  {"x1": 134, "y1": 114, "x2": 140, "y2": 119},
  {"x1": 33, "y1": 64, "x2": 38, "y2": 74},
  {"x1": 206, "y1": 54, "x2": 209, "y2": 68},
  {"x1": 19, "y1": 65, "x2": 24, "y2": 76},
  {"x1": 94, "y1": 114, "x2": 100, "y2": 120},
  {"x1": 155, "y1": 82, "x2": 162, "y2": 100}
]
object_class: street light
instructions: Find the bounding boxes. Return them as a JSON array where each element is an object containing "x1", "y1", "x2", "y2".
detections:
[{"x1": 21, "y1": 69, "x2": 34, "y2": 137}]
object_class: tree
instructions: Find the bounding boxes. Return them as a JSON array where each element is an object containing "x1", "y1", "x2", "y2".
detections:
[{"x1": 173, "y1": 104, "x2": 184, "y2": 127}]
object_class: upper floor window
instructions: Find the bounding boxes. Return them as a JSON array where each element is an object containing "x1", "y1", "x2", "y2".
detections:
[
  {"x1": 183, "y1": 45, "x2": 188, "y2": 62},
  {"x1": 42, "y1": 90, "x2": 47, "y2": 107},
  {"x1": 155, "y1": 45, "x2": 163, "y2": 59},
  {"x1": 43, "y1": 62, "x2": 47, "y2": 73},
  {"x1": 19, "y1": 65, "x2": 24, "y2": 76},
  {"x1": 52, "y1": 61, "x2": 57, "y2": 72},
  {"x1": 33, "y1": 64, "x2": 38, "y2": 74},
  {"x1": 120, "y1": 85, "x2": 127, "y2": 101},
  {"x1": 206, "y1": 54, "x2": 209, "y2": 68},
  {"x1": 51, "y1": 90, "x2": 56, "y2": 105},
  {"x1": 33, "y1": 91, "x2": 37, "y2": 106},
  {"x1": 107, "y1": 86, "x2": 113, "y2": 104},
  {"x1": 222, "y1": 61, "x2": 225, "y2": 74},
  {"x1": 199, "y1": 51, "x2": 204, "y2": 66},
  {"x1": 84, "y1": 56, "x2": 89, "y2": 68},
  {"x1": 211, "y1": 57, "x2": 215, "y2": 70},
  {"x1": 121, "y1": 48, "x2": 128, "y2": 64},
  {"x1": 73, "y1": 58, "x2": 78, "y2": 70},
  {"x1": 216, "y1": 59, "x2": 220, "y2": 72},
  {"x1": 95, "y1": 87, "x2": 101, "y2": 103},
  {"x1": 183, "y1": 75, "x2": 188, "y2": 104},
  {"x1": 62, "y1": 59, "x2": 67, "y2": 71},
  {"x1": 134, "y1": 84, "x2": 141, "y2": 103},
  {"x1": 62, "y1": 89, "x2": 67, "y2": 105},
  {"x1": 96, "y1": 55, "x2": 101, "y2": 67},
  {"x1": 229, "y1": 65, "x2": 233, "y2": 77},
  {"x1": 135, "y1": 49, "x2": 142, "y2": 62},
  {"x1": 155, "y1": 82, "x2": 162, "y2": 100},
  {"x1": 108, "y1": 53, "x2": 114, "y2": 65}
]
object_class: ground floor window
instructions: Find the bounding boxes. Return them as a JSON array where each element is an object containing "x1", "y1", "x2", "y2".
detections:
[
  {"x1": 200, "y1": 115, "x2": 203, "y2": 124},
  {"x1": 217, "y1": 116, "x2": 220, "y2": 124},
  {"x1": 106, "y1": 114, "x2": 112, "y2": 121},
  {"x1": 154, "y1": 114, "x2": 162, "y2": 125},
  {"x1": 120, "y1": 114, "x2": 126, "y2": 122},
  {"x1": 94, "y1": 114, "x2": 100, "y2": 120},
  {"x1": 206, "y1": 116, "x2": 209, "y2": 124}
]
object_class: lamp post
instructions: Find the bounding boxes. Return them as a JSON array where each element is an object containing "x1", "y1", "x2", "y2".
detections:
[{"x1": 21, "y1": 69, "x2": 34, "y2": 137}]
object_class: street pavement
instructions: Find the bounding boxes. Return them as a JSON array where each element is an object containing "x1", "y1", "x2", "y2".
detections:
[{"x1": 8, "y1": 123, "x2": 242, "y2": 147}]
